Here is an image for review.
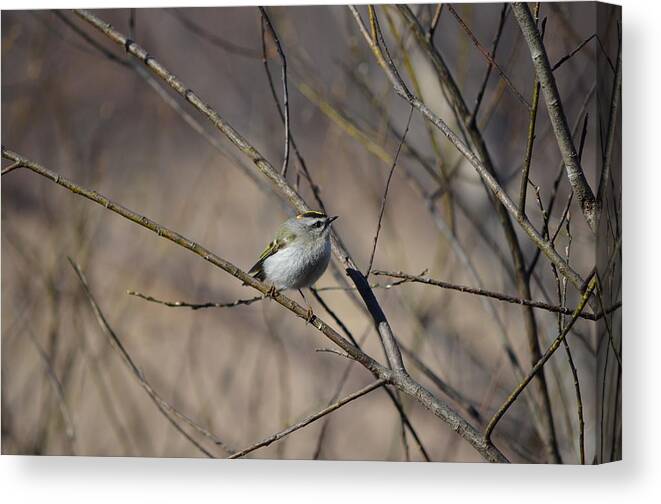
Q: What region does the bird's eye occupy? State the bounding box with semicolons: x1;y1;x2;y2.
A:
313;221;323;228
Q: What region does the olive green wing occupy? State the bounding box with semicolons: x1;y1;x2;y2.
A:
248;235;290;281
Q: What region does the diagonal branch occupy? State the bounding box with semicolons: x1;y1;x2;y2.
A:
2;148;508;463
551;32;616;73
352;5;585;294
1;161;22;176
229;379;387;459
447;4;530;110
68;258;234;457
353;5;566;462
73;7;408;377
484;274;597;442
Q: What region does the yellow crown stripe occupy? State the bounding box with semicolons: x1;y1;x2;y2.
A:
296;211;327;219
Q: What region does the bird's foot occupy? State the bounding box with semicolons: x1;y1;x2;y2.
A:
264;285;278;299
305;306;314;324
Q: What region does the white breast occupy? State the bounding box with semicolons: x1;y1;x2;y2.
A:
263;235;331;289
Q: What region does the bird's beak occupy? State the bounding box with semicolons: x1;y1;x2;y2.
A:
324;216;338;230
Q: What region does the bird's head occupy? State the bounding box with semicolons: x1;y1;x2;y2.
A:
289;211;338;242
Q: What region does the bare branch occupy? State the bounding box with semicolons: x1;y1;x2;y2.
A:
447;4;531;110
527;83;596;277
27;329;77;449
259;7;291;177
512;2;597;231
471;3;509;120
551;33;615;73
518;6;544;217
595;275;623;368
166;9;260;59
366;105;413;276
128;8;135;40
229;379;386;459
551;217;585;464
312;286;431;461
1;161;22;176
53;10;275;200
398;341;482;424
484;274;597;442
353;5;586;294
597;25;622;207
426;4;443;42
373;270;616;321
4;147;507;463
127;290;264;310
73;8;406;377
355;5;572;461
315;348;353;360
68;258;234;457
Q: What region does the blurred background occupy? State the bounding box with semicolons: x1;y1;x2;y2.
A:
1;3;621;463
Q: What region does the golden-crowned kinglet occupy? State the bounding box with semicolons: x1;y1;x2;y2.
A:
248;211;338;318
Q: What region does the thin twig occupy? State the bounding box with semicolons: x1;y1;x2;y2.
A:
512;2;597;231
357;6;573;461
313;278;411;292
5;147;506;462
228;379;386;458
166;9;261;59
52;10;271;198
527;84;596;277
128;8;135;40
259;7;291;177
398;341;482;424
426;4;443;42
27;329;77;449
595;275;623;368
1;161;22;176
76;9;410;380
366;105;414;276
518;6;544;217
381;6;454;230
311;287;431;461
554;216;585;464
310;288;359;347
259;32;323;206
551;33;615;73
315;348;352;360
373;270;617;321
547;112;589;243
597;23;622;207
313;325;371;459
484;274;597;442
352;5;586;294
127;290;264;310
447;4;531;110
471;3;509;120
68;258;234;457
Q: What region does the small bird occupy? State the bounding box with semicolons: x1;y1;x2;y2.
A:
248;210;338;320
